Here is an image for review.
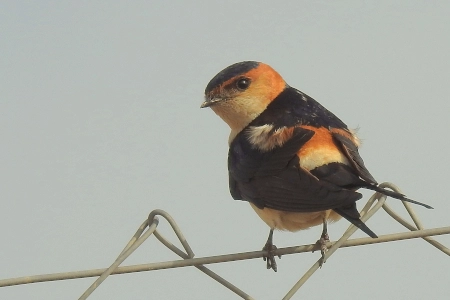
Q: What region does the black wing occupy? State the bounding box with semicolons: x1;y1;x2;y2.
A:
330;131;432;209
228;126;363;212
331;131;377;185
249;87;348;130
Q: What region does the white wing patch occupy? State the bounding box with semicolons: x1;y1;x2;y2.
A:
246;125;293;151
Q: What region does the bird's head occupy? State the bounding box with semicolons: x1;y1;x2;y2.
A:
201;61;286;135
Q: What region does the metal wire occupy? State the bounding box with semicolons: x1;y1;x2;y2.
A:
0;182;449;299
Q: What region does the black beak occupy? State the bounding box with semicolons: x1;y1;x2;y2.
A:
200;97;223;108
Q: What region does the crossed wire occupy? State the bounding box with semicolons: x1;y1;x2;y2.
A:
0;182;449;299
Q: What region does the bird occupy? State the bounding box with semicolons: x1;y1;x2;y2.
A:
200;61;432;271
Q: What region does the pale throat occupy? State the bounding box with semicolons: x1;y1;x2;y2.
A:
211;99;268;143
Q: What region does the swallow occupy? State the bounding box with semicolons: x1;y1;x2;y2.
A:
201;61;432;271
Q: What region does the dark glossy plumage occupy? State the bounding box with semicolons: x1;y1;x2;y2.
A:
203;61;431;249
249;87;348;129
205;61;259;95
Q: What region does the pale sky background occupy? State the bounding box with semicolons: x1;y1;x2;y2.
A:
1;2;449;300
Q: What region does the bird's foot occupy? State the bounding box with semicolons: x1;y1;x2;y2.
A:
262;241;281;272
314;232;329;267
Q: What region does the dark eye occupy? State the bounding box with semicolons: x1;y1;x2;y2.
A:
236;78;251;91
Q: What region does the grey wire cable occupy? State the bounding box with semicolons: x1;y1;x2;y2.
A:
0;183;448;299
1;227;447;286
79;209;254;300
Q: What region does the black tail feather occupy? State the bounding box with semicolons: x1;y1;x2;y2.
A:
334;204;378;238
364;185;433;209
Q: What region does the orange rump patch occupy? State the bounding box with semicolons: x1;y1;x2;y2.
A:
297;126;349;170
298;126;336;155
